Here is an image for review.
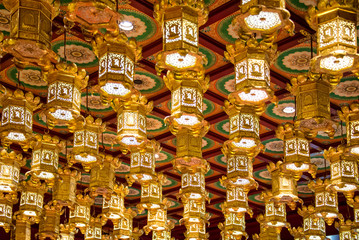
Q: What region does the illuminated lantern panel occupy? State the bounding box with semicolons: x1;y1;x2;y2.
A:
59;224;76;240
330;155;358;192
153;230;172;240
0;150;24;193
0;194;14;233
303;216;326;237
145;208;167;232
184;221;207;239
338;102;359;155
228;107;260;141
85;223;102;240
139;181;162;209
270;166;298;201
38;204;62;240
264;202;287;228
226;155;253;181
222;186;250;214
183;198;207;223
113;209;136;239
221;213;246;239
102;185;128;221
52;168;80;206
180;171;206;200
69;195;93;233
347;119;359;155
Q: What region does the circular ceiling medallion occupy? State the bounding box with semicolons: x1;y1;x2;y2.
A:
134;71;163;94
215;119;229;135
7;66;47;90
216;74;235;95
266;100;296;120
214;203;222;210
127;187;140;197
248;193;264;203
163;178;177;187
119;9;156;42
199;47;217;69
168;199;180;208
79;173;90;184
116;162;130;174
287;0;316;12
155;151;173;163
317;124;346;139
262;138;283;153
331;77;359;100
81;93;112;113
202;137;214;150
254;169;272;180
146;115;166;132
52;40;98;67
297;184;313;195
310;156;330;170
276;47;314;74
215;154;227;165
100;131;120;147
217;15;238;43
0;7;10;33
203;98;215;116
34;112;68;129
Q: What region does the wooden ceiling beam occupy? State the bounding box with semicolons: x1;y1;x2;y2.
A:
208;63;233;81
201;0;240;29
199;32;226;56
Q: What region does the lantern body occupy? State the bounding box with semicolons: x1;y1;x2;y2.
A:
130;149;156;181
265;202;287;227
103;192;125;220
53;168;80;206
59;224;76;240
271;169;298;200
347;119;359;155
38;205;62;240
0;156;21;192
146;208;167;232
330;154;358;192
185;221;207;239
0;195;14;233
222;213;246;238
85;225;102;240
69;198;92;231
176;131;203;158
153;230;172;240
113;209;135;239
89;161;115;199
183;198;206;222
303;216;326;238
19;180;46;220
140;181;162;209
227;155;253;182
222;186;249;214
181;171;206;200
15;220;31;240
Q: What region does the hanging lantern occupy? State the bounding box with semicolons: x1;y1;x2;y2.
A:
219;213;247;240
335;220;354;240
102;184;128;221
221;186;252;216
152;230;173;240
298;206;327;240
0;89;41;151
85;217;103;240
225;38;275;106
252;221;281;240
18;177;47;222
289;227;305;240
89;154;121;199
111;93;153;152
29;134;64;183
38;203;63;240
144;207;170;233
0;192;17;233
182;198;210;224
44;62;89;128
2;0;59;67
67;0;122;37
59;224;77;240
338;102;359;155
153;0;208;73
53;167;81;207
126;140;160;185
308;178;344;225
0;149;25;193
276;123;317;180
69;194;94;233
262;201;289;229
325;145;359;201
113;208;137;239
349;196;359;233
288;72;341;138
306;0;359;74
184;220;208;240
92;32;142;102
14;214;32;240
180;169;208;201
70;115;106;171
137;174;166;212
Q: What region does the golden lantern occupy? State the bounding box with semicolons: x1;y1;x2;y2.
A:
69;194;94;233
219;213;247;240
92;32;142;102
288;72;342;138
85;217;103;240
225;37;275;107
325;145;359;200
111;93;153;152
179;168;208;201
306;0;359;74
113;208;137;239
264;161;301;210
234;0;294;35
144;207;172;233
289;227;305;240
298;206;327;240
276;123;317;180
67;0;122;37
184;220;208;240
14;213;32;240
153;0;208;73
308;178;344;225
44;62;89;128
18;177;47;222
38;203;63;240
137;174;166;211
348;196;359;232
0;89;41;151
2;0;59;67
89;154;120;199
181;198;210;224
52;167;81;207
152;230;173;240
102;184;128;221
126;140;160;185
338;102;359;155
69;115;106;170
261;201;289;229
0;192;17;233
29;134;64;183
221;186;252;216
0;149;25;193
252;223;281;240
335;220;354;240
59;224;77;240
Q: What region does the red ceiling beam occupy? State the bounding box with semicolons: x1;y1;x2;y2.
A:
199;32;226;56
200;0;240;29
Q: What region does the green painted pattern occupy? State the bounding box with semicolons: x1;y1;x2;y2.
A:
275;47;316;74
199;46;217;69
265;100;296;120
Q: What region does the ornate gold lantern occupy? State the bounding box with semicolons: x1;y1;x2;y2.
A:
92;32;142;102
289;227;305;240
338;102;359;155
137;175;166;211
0;89;41;151
262;201;289;229
44;62;88;128
298;206;327;240
38;203;63;240
18;177;47;222
67;0;122;36
2;0;59;67
69;194;94;233
225;38;275;106
102;184;128;221
184;220;208;240
221;186;252;216
0;192;17;233
85;217;103;240
276;123;317;180
335;220;354;240
14;214;32;240
308;179;344;225
306;0;359;74
288;72;341;138
111;93;153;152
59;224;77;240
144;207;170;233
154;0;208;73
53;167;81;206
252;223;281;240
219;213;247;240
113;208;137;239
325;145;359;200
70;116;106;171
180;169;208;201
0;149;25;193
182;198;210;224
29;134;64;183
152;230;173;240
89;154;120;199
348;196;359;232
